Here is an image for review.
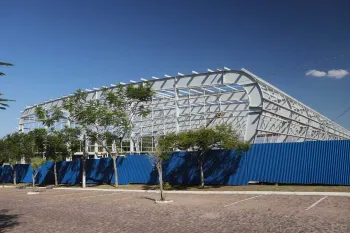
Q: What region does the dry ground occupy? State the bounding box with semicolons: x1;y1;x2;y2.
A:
0;187;349;232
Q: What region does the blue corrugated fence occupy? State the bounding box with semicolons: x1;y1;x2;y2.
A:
1;140;349;186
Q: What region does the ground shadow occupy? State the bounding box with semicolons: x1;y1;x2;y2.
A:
140;196;157;201
0;209;20;231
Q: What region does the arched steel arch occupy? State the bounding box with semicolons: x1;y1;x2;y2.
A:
19;68;350;153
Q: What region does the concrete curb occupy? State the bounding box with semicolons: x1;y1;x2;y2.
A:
52;187;350;197
0;185;46;189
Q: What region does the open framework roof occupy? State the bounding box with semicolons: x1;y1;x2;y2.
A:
19;68;350;145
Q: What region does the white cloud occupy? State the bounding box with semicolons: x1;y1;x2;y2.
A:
306;69;349;79
306;69;326;77
327;69;349;79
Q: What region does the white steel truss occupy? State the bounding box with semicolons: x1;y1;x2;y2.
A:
19;68;350;153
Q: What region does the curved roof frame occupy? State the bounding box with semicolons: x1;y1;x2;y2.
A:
19;68;350;150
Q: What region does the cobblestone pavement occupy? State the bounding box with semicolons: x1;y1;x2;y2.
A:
0;188;349;233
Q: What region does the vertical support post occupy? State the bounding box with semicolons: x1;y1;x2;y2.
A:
151;135;154;152
244;108;262;142
19;123;24;132
94;142;99;158
66;118;72;161
130;135;134;153
203;88;206;127
163;100;165;135
135;136;140;154
189;89;192;130
174;77;180;134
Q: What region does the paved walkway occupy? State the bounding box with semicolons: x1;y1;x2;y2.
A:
0;188;349;232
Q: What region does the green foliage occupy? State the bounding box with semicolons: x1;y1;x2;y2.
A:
158;124;250;188
0;62;14;110
176;124;250;155
164;182;171;190
56;84;154;153
0;133;35;164
0;138;9;164
0;62;13;76
156;133;179;161
0;93;14;110
35;106;63;128
56;127;81;154
30;157;46;171
28;128;47;154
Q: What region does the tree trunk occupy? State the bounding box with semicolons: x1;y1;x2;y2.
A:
32;173;35;189
54;161;58;186
82;134;87;188
157;159;165;201
112;156;119;187
82;157;86;188
199;159;204;188
11;165;16;186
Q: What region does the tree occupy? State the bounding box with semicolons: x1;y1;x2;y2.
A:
1;133;35;185
156;133;178;201
45;128;81;186
55;126;81;161
0;62;13;76
171;124;250;188
0;62;14;110
28;128;48;158
35;83;154;187
30;157;46;188
34;107;82;186
0;138;7;165
45;131;67;186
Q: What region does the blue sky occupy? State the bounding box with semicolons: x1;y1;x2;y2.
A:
1;0;350;136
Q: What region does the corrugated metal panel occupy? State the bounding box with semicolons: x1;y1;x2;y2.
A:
246;140;350;185
58;161;81;184
122;155;156;184
0;165;13;183
1;140;350;186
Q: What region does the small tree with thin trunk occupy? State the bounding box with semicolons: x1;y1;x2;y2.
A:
35;83;154;187
35;108;63;186
176;124;250;188
52;127;81;185
156;133;178;201
81;84;154;187
30;157;46;189
1;133;35;185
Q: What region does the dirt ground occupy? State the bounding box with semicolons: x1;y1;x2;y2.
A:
0;187;349;232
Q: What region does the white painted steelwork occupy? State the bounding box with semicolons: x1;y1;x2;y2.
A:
19;68;350;153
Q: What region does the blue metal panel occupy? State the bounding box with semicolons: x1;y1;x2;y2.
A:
57;161;82;185
0;165;13;183
86;158;114;184
123;155;156;184
163;152;199;185
246;140;350;185
1;140;349;186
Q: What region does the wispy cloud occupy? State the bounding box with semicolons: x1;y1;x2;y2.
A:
306;69;349;79
306;70;326;77
327;69;349;79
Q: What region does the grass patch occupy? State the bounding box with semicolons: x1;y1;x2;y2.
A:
53;183;350;192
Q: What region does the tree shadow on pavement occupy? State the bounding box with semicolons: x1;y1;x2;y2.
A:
0;209;19;232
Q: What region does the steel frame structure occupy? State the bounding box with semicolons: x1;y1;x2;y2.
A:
19;68;350;153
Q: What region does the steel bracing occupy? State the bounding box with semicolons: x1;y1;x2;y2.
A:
19;68;350;153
